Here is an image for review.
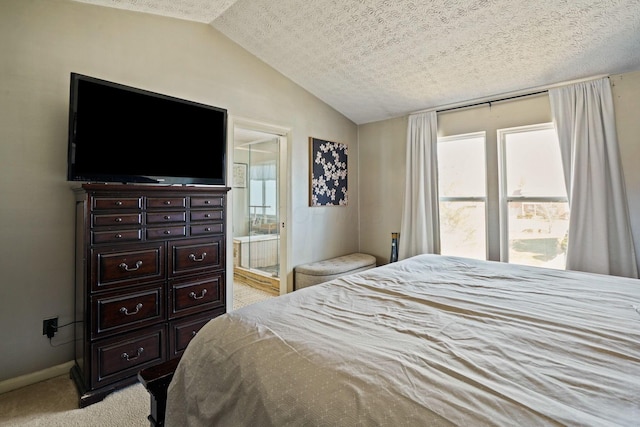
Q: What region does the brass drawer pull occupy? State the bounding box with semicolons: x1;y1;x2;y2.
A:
204;200;211;204
164;215;171;220
119;260;142;271
189;289;207;300
164;200;171;205
204;213;211;218
120;303;143;316
189;252;207;262
121;347;144;361
115;217;122;222
115;201;123;206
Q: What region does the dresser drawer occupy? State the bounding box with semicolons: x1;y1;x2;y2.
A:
191;196;224;208
147;197;186;209
146;226;186;240
92;229;142;245
168;310;223;358
92;213;142;227
169;237;223;277
190;223;224;236
146;211;186;224
93;197;142;211
92;244;164;291
92;325;165;388
169;273;224;319
92;285;164;338
190;210;223;222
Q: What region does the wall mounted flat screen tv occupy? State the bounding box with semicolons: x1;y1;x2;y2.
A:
67;73;227;185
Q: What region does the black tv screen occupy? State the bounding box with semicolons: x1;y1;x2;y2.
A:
67;73;227;185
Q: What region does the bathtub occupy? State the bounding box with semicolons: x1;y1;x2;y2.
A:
233;234;280;269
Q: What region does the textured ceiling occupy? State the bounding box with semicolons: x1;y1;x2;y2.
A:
72;0;640;124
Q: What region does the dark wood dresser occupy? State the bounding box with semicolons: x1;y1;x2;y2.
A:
70;184;230;407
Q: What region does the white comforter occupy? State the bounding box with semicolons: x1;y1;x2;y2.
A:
166;255;640;426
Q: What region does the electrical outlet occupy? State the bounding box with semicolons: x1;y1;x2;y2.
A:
43;317;58;339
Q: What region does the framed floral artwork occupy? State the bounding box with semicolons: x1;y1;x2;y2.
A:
232;163;247;188
309;137;348;206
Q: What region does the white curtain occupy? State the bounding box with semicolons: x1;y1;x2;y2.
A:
399;111;440;260
549;78;638;278
250;161;277;180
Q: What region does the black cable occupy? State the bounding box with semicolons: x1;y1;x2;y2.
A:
46;320;83;347
48;336;81;348
57;320;83;329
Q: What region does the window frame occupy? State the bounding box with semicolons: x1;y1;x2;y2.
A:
497;122;569;263
437;131;489;260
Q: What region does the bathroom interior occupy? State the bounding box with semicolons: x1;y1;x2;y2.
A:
232;127;281;295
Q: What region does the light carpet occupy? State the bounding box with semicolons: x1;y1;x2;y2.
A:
0;375;147;427
0;281;275;426
232;280;277;309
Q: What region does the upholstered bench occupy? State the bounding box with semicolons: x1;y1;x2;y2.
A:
294;253;377;290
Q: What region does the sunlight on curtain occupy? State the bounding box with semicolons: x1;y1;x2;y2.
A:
399;111;439;260
549;78;638;278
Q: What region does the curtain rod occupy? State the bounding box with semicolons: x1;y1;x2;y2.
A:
410;74;609;116
437;90;548;113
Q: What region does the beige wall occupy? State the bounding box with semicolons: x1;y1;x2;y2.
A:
358;116;407;265
359;73;640;267
0;0;358;382
611;71;640;268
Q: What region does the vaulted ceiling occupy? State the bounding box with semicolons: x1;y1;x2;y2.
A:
72;0;640;124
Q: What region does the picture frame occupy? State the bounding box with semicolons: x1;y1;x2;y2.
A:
309;137;348;206
232;163;247;188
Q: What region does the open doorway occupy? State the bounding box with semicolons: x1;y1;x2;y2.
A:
231;122;288;301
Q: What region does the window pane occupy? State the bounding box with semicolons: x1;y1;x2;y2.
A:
439;201;486;260
504;128;566;197
507;201;569;269
438;135;486;197
249;180;262;207
438;134;487;259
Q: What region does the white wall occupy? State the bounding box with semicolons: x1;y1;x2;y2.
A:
0;0;359;382
359;73;640;268
232;149;251;237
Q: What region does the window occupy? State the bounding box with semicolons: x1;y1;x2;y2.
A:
249;161;278;229
437;123;569;269
498;124;569;268
437;132;487;260
249;179;276;216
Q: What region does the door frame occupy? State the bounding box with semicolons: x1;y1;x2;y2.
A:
226;116;291;310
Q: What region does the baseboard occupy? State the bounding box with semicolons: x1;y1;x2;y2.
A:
0;360;75;395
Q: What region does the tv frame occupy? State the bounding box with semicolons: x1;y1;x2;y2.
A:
67;73;228;186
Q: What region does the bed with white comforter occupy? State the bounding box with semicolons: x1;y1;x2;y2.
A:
166;254;640;426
